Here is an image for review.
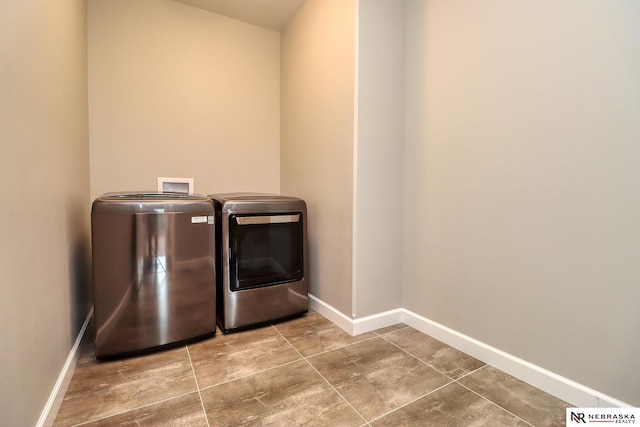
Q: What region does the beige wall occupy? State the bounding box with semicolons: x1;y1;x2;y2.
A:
281;0;356;315
403;0;640;405
0;0;91;425
353;0;404;317
88;0;281;199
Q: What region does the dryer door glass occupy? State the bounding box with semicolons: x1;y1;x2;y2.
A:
229;213;304;291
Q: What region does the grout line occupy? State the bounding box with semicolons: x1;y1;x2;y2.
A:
371;324;410;336
280;335;369;425
70;345;205;426
70;390;201;427
378;333;459;382
455;363;488;381
277;311;385;359
270;324;306;359
455;381;536;427
366;380;457;425
270;320;485;425
292;332;381;359
201;324;317;390
186;344;211;427
197;357;304;392
272;325;369;425
192;323;305;393
377;332;536;425
72;345;205;427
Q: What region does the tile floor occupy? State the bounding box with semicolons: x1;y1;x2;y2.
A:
54;312;571;426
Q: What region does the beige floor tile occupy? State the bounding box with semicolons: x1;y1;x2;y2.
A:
53;346;197;426
54;316;576;427
274;311;377;357
309;337;451;421
79;392;208;426
188;325;301;388
459;365;571;427
371;382;531;426
200;359;365;427
384;327;485;379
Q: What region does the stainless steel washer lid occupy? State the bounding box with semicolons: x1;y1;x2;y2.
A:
93;192;214;214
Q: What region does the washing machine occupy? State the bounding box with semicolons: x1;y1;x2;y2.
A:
209;193;309;332
91;192;216;358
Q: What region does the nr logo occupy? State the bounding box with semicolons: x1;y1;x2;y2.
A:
571;412;586;423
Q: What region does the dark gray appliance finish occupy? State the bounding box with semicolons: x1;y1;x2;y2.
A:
91;192;216;359
209;193;309;333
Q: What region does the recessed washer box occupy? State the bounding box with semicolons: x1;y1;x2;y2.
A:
157;177;193;194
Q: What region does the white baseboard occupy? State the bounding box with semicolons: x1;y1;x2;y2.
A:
353;308;404;336
309;294;403;335
400;310;632;409
37;307;93;427
309;294;354;334
308;294;632;409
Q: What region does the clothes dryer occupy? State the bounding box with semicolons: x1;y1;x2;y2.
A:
209;193;309;332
